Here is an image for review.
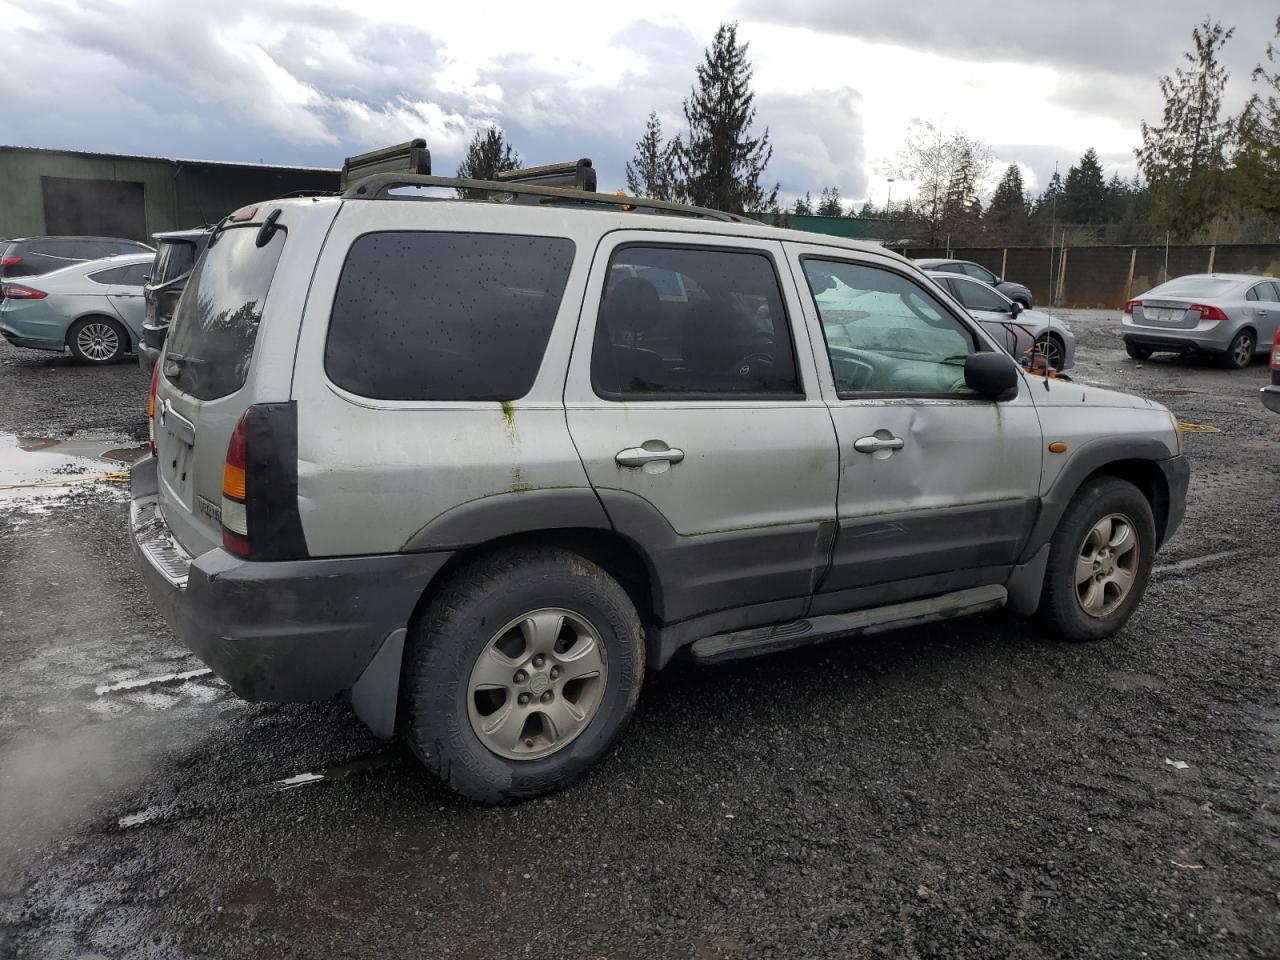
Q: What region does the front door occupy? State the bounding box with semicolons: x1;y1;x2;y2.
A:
785;245;1044;615
564;232;839;627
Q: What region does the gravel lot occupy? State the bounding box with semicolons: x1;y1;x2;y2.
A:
0;311;1277;959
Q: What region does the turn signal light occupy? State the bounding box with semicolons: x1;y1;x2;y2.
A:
1;255;21;267
1123;299;1141;314
1191;303;1228;322
222;411;250;558
147;363;160;455
1270;330;1280;371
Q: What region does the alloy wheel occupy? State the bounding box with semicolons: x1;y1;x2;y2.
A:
466;608;608;761
1074;513;1140;618
76;322;120;362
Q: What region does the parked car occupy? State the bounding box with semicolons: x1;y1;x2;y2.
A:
0;253;152;363
138;228;213;375
928;271;1075;371
914;257;1033;308
1121;273;1280;369
1;236;153;297
130;157;1188;804
1263;329;1280;414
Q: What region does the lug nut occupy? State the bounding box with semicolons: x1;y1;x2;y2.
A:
524;738;535;748
532;655;545;668
513;670;527;684
549;666;560;680
518;692;531;705
540;691;553;703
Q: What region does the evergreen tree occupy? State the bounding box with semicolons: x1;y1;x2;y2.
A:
1136;19;1235;237
900;121;990;244
816;186;843;216
677;21;778;214
1228;18;1280;221
792;191;814;216
1061;148;1107;223
455;126;520;200
857;199;877;218
985;164;1029;239
624;111;678;201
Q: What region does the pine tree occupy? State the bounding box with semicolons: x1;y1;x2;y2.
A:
1061;148;1107;224
791;192;814;216
857;199;876;218
816;186;843;216
985;164;1028;239
1228;18;1280;221
455;126;520;200
1136;19;1235;237
625;111;678;201
900;121;990;244
676;21;778;214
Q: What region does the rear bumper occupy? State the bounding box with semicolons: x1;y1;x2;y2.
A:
1121;327;1230;354
0;326;62;351
1157;454;1190;546
129;455;452;703
1262;384;1280;414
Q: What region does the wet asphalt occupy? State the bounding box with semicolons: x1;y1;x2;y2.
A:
0;316;1277;960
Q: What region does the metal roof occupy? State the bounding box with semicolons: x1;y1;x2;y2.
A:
0;144;338;174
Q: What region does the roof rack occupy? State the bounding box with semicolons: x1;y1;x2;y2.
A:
341;172;755;224
340;139;431;189
494;159;596;192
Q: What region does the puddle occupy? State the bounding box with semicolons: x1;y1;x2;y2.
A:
0;431;147;505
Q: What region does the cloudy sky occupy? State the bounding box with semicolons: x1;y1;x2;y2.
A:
1;0;1276;210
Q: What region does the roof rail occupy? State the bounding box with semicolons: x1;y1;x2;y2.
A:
340;172;756;224
494;159;596;192
340;139;431;189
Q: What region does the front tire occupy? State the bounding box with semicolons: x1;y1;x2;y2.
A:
67;317;126;364
1042;477;1156;642
1222;329;1255;369
403;547;645;804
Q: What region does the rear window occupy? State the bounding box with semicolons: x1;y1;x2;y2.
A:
163;226;285;401
1148;277;1240;299
150;240;197;286
325;231;576;401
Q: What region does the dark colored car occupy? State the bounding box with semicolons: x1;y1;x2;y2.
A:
914;258;1034;308
138;228;212;375
2;236;154;299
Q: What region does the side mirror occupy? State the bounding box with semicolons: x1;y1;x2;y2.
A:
1010;300;1023;318
964;352;1019;400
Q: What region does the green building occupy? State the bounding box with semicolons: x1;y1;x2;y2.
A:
0;145;339;241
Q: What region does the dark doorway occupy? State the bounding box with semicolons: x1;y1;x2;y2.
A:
41;176;147;239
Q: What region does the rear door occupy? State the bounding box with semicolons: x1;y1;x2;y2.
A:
786;244;1044;615
105;261;149;334
1245;281;1280;348
564;231;840;625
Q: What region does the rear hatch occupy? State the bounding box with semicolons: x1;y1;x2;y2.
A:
1131;277;1240;329
153;223;287;558
144;237;200;330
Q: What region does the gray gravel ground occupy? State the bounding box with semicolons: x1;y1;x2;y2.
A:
0;313;1277;959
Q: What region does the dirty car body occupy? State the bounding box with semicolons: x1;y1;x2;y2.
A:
130;171;1189;803
138;228;212;376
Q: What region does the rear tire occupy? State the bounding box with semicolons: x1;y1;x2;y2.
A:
67;316;127;364
1042;477;1156;642
1124;341;1152;361
1222;329;1255;369
403;547;645;804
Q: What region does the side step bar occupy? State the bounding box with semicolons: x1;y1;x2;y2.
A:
689;585;1007;665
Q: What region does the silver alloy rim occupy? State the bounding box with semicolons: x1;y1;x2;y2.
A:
1075;513;1140;618
466;608;607;761
1233;335;1253;367
1035;335;1063;370
77;322;120;361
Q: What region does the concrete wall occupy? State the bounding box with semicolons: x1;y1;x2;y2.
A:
0;147;339;241
902;244;1280;308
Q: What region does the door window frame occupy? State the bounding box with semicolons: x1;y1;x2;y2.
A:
791;247;1020;405
575;236;817;405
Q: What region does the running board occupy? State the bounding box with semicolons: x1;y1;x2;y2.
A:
688;585;1007;665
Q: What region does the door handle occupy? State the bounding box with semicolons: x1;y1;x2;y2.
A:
616;444;685;467
853;435;904;454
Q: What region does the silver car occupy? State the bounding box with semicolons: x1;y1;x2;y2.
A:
1121;273;1280;369
129;146;1189;803
928;271;1075;371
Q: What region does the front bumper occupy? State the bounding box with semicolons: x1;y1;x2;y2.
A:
129;455;452;703
1157;454;1191;546
1262;384;1280;414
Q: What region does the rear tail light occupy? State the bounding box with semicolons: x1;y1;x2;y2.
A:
220;403;308;562
1191;303;1228;322
1;255;21;267
222;412;250;558
1270;330;1280;371
1;283;46;299
1124;299;1141;314
147;363;160;455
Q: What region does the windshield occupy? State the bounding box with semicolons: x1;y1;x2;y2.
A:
1147;277;1240;299
163;226;284;401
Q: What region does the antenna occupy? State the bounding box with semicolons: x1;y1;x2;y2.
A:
1040;162;1060;391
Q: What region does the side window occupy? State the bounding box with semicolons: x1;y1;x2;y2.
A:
118;262;150;286
1249;282;1279;302
591;246;800;399
88;265;126;285
802;259;978;397
953;278;1011;313
961;262;996;283
326;231;575;402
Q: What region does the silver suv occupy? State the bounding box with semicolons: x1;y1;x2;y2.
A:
131;147;1189;803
